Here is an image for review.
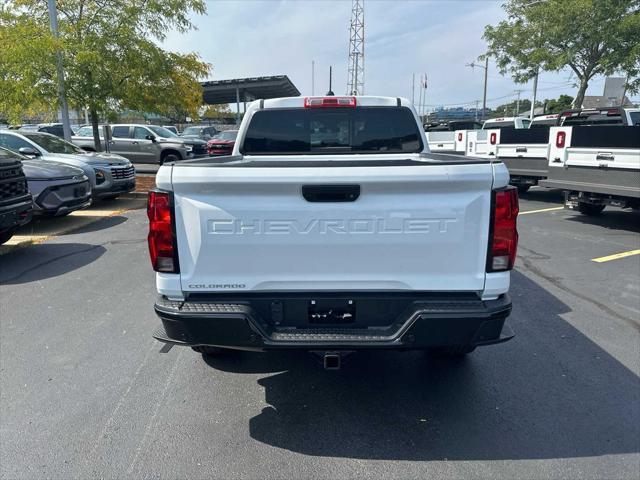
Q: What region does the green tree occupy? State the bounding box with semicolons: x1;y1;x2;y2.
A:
0;7;59;122
491;99;533;117
483;0;640;109
0;0;210;150
201;103;232;119
543;94;574;114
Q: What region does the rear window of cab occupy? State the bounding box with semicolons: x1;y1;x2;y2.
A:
241;107;423;155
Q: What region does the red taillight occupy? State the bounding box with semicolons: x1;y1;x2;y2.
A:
556;131;566;148
147;191;179;273
458;132;463;141
490;132;497;145
304;96;357;108
487;187;519;272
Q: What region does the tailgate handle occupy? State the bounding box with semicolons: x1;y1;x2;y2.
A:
596;152;614;161
516;146;527;153
302;184;360;202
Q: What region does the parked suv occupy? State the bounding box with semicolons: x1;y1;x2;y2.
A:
19;154;92;216
0;147;32;244
181;125;219;141
18;123;65;138
0;131;135;200
73;124;208;164
207;129;237;156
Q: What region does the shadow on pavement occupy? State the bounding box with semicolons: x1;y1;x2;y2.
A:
204;270;639;461
65;215;128;235
15;214;128;239
565;209;640;234
0;243;106;285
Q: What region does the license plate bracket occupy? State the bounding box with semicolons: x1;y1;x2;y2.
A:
308;299;356;324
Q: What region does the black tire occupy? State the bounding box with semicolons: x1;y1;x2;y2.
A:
427;345;476;357
161;152;180;165
191;346;229;356
0;229;15;245
516;185;530;194
577;202;605;216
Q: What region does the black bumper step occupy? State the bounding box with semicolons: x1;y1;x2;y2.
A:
153;293;513;350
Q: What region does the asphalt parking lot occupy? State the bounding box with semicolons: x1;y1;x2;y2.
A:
1;187;638;479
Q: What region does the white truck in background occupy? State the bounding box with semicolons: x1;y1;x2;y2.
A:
529;114;559;128
558;107;640;127
493;127;553;193
148;95;519;368
482;117;531;129
424;120;482;154
540;125;640;215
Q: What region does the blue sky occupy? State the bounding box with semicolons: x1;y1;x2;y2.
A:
164;0;618;111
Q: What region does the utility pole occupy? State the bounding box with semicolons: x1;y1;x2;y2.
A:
466;58;489;120
47;0;72;141
412;73;415;106
422;73;427;119
482;57;488;120
514;89;524;116
475;100;479;121
418;74;424;119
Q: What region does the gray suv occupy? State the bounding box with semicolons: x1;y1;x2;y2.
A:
20;157;92;216
0;131;135;200
73;124;208;164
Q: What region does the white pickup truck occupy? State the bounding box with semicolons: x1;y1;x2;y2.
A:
149;96;518;368
540;125;640;215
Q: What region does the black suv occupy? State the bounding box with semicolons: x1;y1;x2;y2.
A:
18;123;66;138
0;148;32;244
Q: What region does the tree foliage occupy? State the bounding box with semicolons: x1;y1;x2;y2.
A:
483;0;640;108
491;99;533;117
201;103;232;119
543;94;574;114
0;0;210;149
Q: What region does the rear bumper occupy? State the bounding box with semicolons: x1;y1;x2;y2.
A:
539;166;640;199
153;292;513;351
500;157;548;183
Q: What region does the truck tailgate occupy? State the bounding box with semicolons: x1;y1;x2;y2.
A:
171;162;494;293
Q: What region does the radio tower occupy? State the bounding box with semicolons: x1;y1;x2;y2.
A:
347;0;365;95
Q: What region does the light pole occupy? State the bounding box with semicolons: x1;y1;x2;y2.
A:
523;0;548;119
466;57;488;120
47;0;72;141
529;71;538;119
